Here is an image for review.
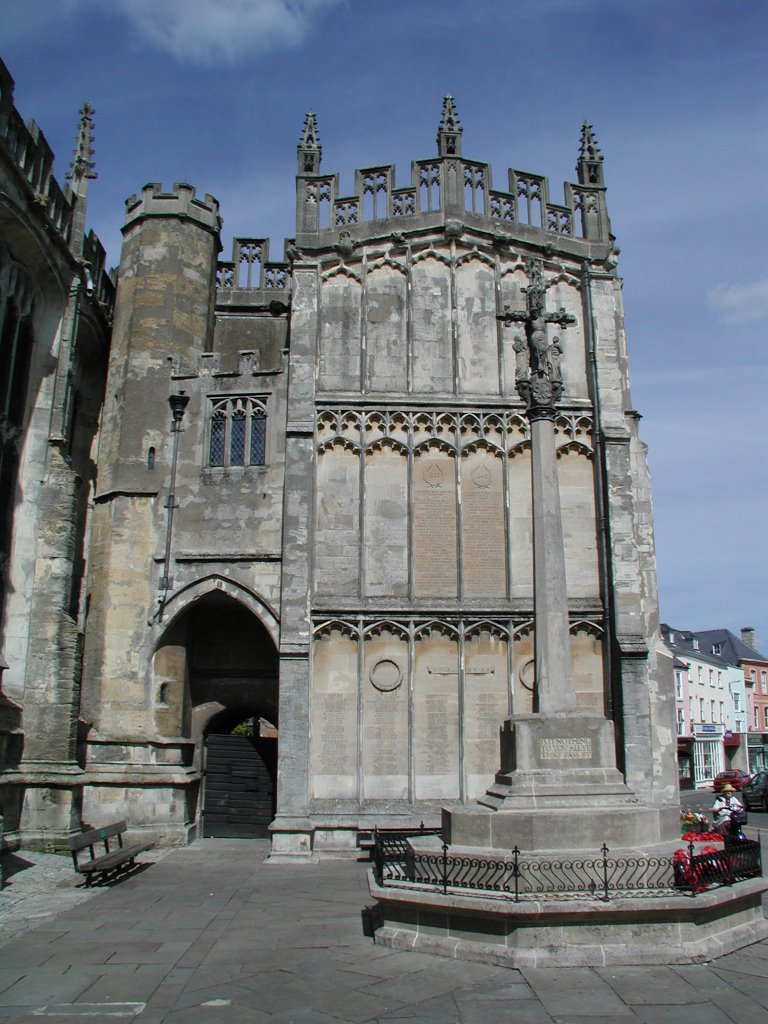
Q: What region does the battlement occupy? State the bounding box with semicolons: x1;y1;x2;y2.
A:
124;181;222;235
0;57;76;245
169;348;284;382
295;99;610;248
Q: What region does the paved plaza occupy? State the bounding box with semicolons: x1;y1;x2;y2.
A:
2;840;768;1023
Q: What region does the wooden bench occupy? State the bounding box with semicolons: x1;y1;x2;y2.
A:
69;820;153;886
357;824;441;859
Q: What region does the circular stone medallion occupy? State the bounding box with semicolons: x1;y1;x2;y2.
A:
369;658;403;692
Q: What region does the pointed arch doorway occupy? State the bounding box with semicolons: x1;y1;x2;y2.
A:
154;589;279;838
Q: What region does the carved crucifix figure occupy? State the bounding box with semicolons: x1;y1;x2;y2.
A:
497;258;577;714
498;258;575;419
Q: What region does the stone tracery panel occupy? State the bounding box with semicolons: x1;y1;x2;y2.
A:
464;625;510;798
550;277;587;400
362;625;409;799
461;446;506;598
310;626;358;799
410;254;452;393
455;254;498;394
413;624;460;800
413;446;458;598
555;418;599;599
364;441;408;596
314;407;595;603
310;614;605;808
365;261;407;392
315;441;360;597
319;270;362;390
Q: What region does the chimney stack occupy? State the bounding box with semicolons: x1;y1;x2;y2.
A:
741;626;756;650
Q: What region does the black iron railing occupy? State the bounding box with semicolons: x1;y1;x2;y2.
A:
373;834;762;902
370;825;442;880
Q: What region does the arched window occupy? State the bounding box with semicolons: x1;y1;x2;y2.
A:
207;397;267;468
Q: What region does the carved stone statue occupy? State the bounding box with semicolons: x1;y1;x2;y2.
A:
513;334;529;381
529;316;549;374
547;335;563;383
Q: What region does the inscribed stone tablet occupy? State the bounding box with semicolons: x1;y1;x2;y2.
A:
413;633;460;799
310;635;358;798
540;737;593;760
414;456;457;597
461;453;506;597
362;635;408;799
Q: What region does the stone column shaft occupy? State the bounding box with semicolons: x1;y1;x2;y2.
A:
530;416;575;714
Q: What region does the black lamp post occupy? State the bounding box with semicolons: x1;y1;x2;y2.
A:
157;390;190;620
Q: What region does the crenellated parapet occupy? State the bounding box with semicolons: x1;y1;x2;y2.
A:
295;96;611;250
124;181;222;236
0;58;112;280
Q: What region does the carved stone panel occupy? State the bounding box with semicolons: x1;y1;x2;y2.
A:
365;265;407;392
362;632;409;799
411;257;452;393
464;631;509;798
572;628;605;714
461;451;506;597
413;453;457;597
456;258;498;395
314;446;360;597
364;447;408;596
319;274;361;391
508;451;533;599
559;450;600;598
310;633;358;798
551;279;587;400
413;631;460;799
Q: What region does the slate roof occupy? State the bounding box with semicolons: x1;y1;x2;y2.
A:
693;628;768;666
660;624;734;670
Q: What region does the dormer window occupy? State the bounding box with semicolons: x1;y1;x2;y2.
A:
712;643;721;655
692;638;699;651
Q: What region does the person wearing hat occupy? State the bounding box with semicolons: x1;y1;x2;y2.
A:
712;783;745;837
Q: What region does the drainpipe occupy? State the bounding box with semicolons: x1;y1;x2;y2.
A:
580;262;621;744
155;390;190;623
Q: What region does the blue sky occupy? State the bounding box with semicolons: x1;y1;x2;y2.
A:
4;0;767;647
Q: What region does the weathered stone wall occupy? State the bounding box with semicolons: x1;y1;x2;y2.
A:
300;241;609;829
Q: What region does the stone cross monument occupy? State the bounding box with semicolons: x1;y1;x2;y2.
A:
445;259;635;852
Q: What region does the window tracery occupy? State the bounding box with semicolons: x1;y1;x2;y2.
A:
207;396;267;468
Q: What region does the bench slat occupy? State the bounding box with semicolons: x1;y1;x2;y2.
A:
74;842;153;874
69;820;128;852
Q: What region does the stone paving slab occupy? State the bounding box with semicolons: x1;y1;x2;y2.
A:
2;839;768;1022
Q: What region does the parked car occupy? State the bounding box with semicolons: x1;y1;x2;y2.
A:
743;771;768;811
712;769;751;792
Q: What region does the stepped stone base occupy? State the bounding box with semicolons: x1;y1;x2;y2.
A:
369;871;768;967
445;804;679;853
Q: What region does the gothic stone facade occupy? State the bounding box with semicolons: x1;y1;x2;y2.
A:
0;59;113;845
1;90;677;853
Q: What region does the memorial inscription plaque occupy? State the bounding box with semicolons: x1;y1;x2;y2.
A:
540;737;593;760
461;453;506;596
363;645;408;798
414;457;457;596
414;639;460;799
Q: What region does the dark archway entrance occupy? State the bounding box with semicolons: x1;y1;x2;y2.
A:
155;590;279;838
202;710;277;838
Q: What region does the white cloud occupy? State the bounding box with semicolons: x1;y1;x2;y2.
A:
114;0;342;64
708;277;768;325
